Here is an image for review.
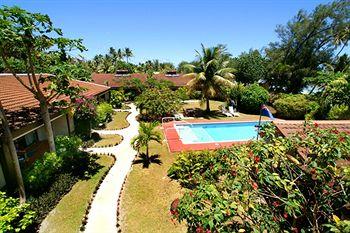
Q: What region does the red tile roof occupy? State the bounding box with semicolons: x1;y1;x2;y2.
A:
92;72;193;88
0;74;110;112
274;120;350;137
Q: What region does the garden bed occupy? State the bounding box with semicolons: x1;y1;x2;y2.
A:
93;134;123;148
105;111;130;130
39;154;114;233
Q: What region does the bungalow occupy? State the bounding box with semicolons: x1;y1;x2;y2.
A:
0;74;110;189
92;70;192;90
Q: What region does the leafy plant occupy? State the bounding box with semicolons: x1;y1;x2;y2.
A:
110;90;126;108
240;83;269;113
169;124;350;232
328;104;350;120
135;88;182;120
95;102;114;126
24;152;62;193
0;192;36;232
273;94;316;119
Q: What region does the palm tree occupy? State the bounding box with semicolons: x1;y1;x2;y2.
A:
117;48;124;61
124;47;133;63
185;44;236;113
131;122;162;161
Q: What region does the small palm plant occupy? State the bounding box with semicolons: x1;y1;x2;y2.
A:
131;122;162;162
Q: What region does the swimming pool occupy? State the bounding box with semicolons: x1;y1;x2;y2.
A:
174;121;267;144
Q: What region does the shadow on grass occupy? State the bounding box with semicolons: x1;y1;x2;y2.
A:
133;153;162;168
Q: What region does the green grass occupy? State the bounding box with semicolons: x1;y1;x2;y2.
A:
93;134;123;147
39;155;114;233
105;111;130;130
120;128;186;233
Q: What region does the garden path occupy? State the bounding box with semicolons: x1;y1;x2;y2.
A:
84;103;139;233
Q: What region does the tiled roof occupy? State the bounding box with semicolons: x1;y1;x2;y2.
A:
92;72;193;88
274;120;350;137
0;74;110;112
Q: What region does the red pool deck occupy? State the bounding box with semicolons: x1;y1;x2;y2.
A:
162;120;249;152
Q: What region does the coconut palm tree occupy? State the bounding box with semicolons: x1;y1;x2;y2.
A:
131;122;162;161
186;44;236;113
124;47;133;63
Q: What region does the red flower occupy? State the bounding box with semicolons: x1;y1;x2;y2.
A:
252;182;258;190
259;131;266;137
283;212;288;219
322;189;328;195
273;216;279;222
170;198;179;213
339;136;345;142
254;156;260;163
272;201;280;207
314;122;319;128
331;129;339;134
248;150;254;157
206;230;211;233
196;226;204;233
231;170;237;176
255;167;259;173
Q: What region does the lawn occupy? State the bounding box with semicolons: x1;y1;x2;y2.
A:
93;134;123;147
182;100;224;111
105;111;130;130
120;128;186;233
39;154;114;233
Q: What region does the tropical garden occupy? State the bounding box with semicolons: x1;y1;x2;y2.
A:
0;0;350;232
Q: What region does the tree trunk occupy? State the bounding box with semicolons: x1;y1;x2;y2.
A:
0;102;26;203
206;98;210;113
40;101;56;152
146;145;149;160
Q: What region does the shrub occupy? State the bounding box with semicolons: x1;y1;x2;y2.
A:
95;102;114;125
55;136;89;174
227;83;245;107
29;173;77;225
24;152;62;193
176;87;190;100
135;87;182;120
273;94;316;119
0;192;36;232
328;104;350;120
168;124;350;232
240;84;269;113
110;90;126;108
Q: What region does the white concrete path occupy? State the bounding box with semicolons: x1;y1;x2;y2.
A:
84;103;139;233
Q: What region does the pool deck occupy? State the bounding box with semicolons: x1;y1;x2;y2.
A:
162;119;252;152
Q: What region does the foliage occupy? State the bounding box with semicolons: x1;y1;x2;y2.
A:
232;49;267;84
123;78;146;100
328;104;350;120
73;97;97;120
273;94;317;119
24;152;62;193
110;90;126;108
135;88;182;120
29;173;78;226
186;44;235;112
175;87;190;100
168;123;350;232
0;192;35;232
95;102;114;125
321;73;350;110
227;83;245;108
240;83;269;113
264;0;350;93
131;121;162;159
137;59;175;73
145;76;174;89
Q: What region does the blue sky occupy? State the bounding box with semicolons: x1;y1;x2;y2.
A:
1;0;338;65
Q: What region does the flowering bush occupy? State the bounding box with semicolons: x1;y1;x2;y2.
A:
168;123;350;232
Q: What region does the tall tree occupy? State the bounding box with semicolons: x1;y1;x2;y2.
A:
124;47;133;63
185;44;235;112
265;0;350;93
232;50;267;84
0;6;85;152
0;101;26;203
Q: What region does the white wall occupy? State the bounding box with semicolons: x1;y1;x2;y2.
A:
52;115;69;137
0;163;6;188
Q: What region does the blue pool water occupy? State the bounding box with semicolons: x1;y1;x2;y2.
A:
175;121;267;144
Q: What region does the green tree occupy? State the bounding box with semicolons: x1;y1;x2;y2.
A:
124;47;133;63
131;122;162;161
233;50;267;84
0;6;85;152
186;44;235;112
265;0;350;93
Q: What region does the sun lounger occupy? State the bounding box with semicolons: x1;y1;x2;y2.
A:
229;106;240;117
